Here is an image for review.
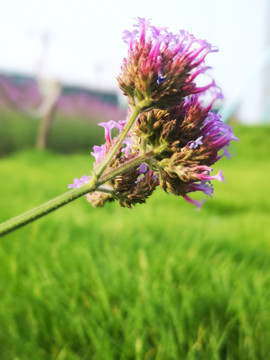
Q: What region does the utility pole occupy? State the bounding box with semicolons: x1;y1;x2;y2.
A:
34;30;62;149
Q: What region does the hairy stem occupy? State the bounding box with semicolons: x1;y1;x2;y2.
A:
0;177;96;237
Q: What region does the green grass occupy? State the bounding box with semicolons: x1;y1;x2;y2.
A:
0;125;270;359
0;108;104;156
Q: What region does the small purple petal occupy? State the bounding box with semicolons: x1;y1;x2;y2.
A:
197;169;224;182
182;195;205;210
188;181;213;197
98;120;119;143
150;25;168;40
121;137;133;157
139;163;148;174
157;74;166;85
122;29;138;43
68;175;90;189
91;144;106;163
223;146;231;159
189;135;203;149
116;119;126;131
199;112;238;161
215;169;224;182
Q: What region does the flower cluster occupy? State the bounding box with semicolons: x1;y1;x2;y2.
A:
68;18;238;209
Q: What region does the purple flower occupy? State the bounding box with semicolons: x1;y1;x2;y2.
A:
98;120;119;143
179;175;216;209
223;146;231;159
182;195;205;210
121;137;133;157
200;112;239;162
123;29;139;50
98;119;128;145
188;181;214;197
195;168;224;183
90;145;106;164
68;175;90;189
92;119;132;162
116;119;127;131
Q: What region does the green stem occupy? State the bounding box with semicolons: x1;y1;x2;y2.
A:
0;149;154;237
0;177;96;237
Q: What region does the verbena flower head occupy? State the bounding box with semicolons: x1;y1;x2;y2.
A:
118;17;219;110
68;19;238;210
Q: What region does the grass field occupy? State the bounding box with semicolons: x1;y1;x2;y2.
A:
0;125;270;359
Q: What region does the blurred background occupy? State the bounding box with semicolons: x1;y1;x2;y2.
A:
0;0;269;155
1;1;270;359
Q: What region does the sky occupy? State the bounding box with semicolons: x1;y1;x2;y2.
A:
0;0;268;122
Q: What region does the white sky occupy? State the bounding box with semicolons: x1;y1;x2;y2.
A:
0;0;268;122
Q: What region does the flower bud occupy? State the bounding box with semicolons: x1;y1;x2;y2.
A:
118;18;218;110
